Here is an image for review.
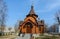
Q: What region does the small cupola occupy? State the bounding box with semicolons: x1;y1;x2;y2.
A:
26;5;38;17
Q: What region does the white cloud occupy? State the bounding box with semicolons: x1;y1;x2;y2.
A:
35;0;60;13
45;3;60;11
45;0;60;11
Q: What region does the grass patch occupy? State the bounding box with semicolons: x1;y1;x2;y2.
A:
11;37;17;39
35;35;59;39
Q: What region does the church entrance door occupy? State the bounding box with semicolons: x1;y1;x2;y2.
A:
26;25;32;33
25;22;33;33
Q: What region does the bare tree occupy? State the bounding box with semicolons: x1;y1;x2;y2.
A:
14;24;18;33
0;0;7;32
55;11;60;24
44;24;49;33
8;27;12;32
14;20;20;33
8;27;12;35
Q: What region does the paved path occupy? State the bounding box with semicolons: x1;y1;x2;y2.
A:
15;34;31;39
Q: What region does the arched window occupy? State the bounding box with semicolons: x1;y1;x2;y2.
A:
23;22;33;28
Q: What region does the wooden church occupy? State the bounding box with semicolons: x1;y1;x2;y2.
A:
19;5;45;34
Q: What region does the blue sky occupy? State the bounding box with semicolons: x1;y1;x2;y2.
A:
4;0;60;27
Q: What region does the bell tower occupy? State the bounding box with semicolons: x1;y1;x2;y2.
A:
26;5;38;19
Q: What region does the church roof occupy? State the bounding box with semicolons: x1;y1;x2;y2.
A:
26;5;38;17
29;5;35;14
38;20;44;26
